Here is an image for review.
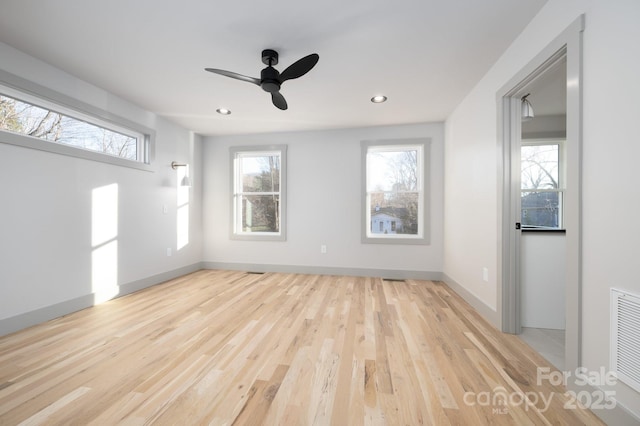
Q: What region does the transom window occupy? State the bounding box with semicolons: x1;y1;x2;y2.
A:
0;71;153;170
1;89;143;162
362;139;430;245
521;140;564;229
231;146;287;241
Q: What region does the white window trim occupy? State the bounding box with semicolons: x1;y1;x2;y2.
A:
0;69;155;171
230;145;287;241
361;138;431;245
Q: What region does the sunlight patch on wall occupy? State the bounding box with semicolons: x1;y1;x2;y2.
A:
91;183;119;303
176;166;190;251
92;240;118;304
177;204;189;250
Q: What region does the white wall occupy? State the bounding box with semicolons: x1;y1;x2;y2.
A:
444;0;640;418
202;123;444;277
521;232;565;330
0;42;203;328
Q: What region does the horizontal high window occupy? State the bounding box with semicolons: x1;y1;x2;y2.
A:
0;71;153;170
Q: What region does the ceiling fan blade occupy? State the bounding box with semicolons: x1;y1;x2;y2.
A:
279;54;319;82
204;68;260;85
271;92;288;110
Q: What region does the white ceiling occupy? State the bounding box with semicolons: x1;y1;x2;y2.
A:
0;0;547;136
525;58;567;116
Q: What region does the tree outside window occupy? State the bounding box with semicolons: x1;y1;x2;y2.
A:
521;141;564;229
362;139;430;245
231;146;287;241
1;92;140;161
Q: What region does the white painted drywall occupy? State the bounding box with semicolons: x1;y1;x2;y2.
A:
0;42;203;321
202;123;444;275
521;232;565;330
444;0;640;417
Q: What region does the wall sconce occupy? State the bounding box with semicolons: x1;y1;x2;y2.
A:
521;93;534;121
171;161;192;187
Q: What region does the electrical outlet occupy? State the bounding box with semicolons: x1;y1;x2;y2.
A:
320;245;327;254
482;267;489;282
163;204;168;214
167;248;172;257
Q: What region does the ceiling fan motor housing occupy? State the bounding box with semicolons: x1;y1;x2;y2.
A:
260;66;281;93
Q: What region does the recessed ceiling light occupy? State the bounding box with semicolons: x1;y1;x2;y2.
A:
371;95;387;103
216;108;231;115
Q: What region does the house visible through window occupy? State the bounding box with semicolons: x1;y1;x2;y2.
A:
231;145;287;241
362;139;430;245
521;140;564;229
0;84;149;165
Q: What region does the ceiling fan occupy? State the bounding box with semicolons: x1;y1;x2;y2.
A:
205;49;319;111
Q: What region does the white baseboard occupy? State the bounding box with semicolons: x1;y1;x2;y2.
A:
441;273;501;329
202;261;443;281
0;262;203;337
566;380;640;425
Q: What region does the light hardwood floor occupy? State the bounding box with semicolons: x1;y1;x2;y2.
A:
519;328;566;372
0;270;603;425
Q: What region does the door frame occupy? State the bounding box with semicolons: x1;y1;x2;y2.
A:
496;15;584;373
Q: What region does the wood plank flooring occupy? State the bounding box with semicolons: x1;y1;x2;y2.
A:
0;270;603;425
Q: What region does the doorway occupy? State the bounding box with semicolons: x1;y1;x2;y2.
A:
497;16;584;373
518;58;567;369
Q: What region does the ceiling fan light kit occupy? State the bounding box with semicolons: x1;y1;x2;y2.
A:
205;49;319;111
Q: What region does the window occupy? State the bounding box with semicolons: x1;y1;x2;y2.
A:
521;140;564;229
362;139;430;244
231;145;287;241
0;70;153;170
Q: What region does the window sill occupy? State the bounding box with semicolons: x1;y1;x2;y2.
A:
362;235;430;245
521;227;566;233
1;130;153;171
230;233;286;242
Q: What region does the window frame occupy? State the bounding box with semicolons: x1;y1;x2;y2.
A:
230;145;287;241
520;138;565;230
0;69;154;171
361;138;430;245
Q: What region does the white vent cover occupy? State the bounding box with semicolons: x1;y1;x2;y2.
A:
610;288;640;393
